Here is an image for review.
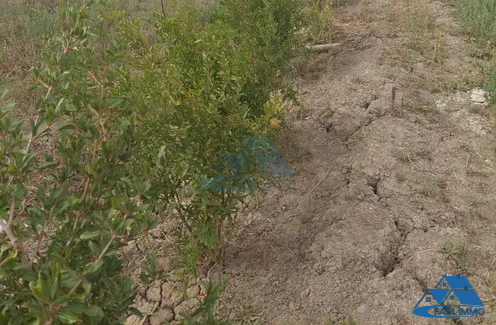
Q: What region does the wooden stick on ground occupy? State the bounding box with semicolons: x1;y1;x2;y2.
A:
306;43;341;52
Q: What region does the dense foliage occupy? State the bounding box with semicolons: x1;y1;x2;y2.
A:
0;0;318;323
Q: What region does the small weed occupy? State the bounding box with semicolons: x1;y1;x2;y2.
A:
488;279;496;297
470;47;493;61
487;279;496;319
414;104;440;122
356;185;370;200
352;129;367;143
300;0;333;44
402;1;436;32
325;313;358;325
401;2;446;64
396;141;412;163
414;148;432;160
297;149;313;162
234;311;262;325
421;174;440;198
295;102;310;119
395;172;408;183
440;239;473;275
396;150;410;162
469;104;491;118
443;77;469;92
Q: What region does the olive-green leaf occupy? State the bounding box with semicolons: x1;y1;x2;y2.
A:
38;161;59;171
58;310;79;324
83;260;104;276
108;98;124;109
129;307;143;318
80;230;102;240
55;98;65;114
88;241;100;255
83;305;104;317
29;281;45;302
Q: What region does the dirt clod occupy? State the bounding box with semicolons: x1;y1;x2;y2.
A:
149;307;175;325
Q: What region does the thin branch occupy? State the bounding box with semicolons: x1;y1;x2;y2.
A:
97;235;115;261
174;194;192;232
176;206;193;233
0;219;30;268
8;200;15;226
25;115;41;153
160;0;166;16
67;234;116;297
0;219;16;244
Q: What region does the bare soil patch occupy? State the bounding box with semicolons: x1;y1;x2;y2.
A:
202;0;496;324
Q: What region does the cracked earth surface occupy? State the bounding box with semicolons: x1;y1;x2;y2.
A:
207;0;496;324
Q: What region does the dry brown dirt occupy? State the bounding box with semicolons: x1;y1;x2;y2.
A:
207;0;496;324
129;0;496;324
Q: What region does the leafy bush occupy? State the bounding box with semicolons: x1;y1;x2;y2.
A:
121;0;307;268
0;0;317;323
0;2;154;323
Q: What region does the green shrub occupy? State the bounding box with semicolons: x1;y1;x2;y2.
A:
121;0;308;268
0;2;154;323
0;0;317;323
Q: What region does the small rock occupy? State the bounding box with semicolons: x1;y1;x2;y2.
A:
313;262;324;275
125;315;141;325
359;100;371;109
470;88;488;103
301;288;311;298
186;285;200;299
413;61;426;71
149;307;174;325
288;301;299;311
146;286;162;303
170;291;184;307
166;270;184;282
135;300;156;314
161;281;177;300
157;256;175;273
366;99;383;116
174;299;200;321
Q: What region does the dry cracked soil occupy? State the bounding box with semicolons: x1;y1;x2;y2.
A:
128;0;496;324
